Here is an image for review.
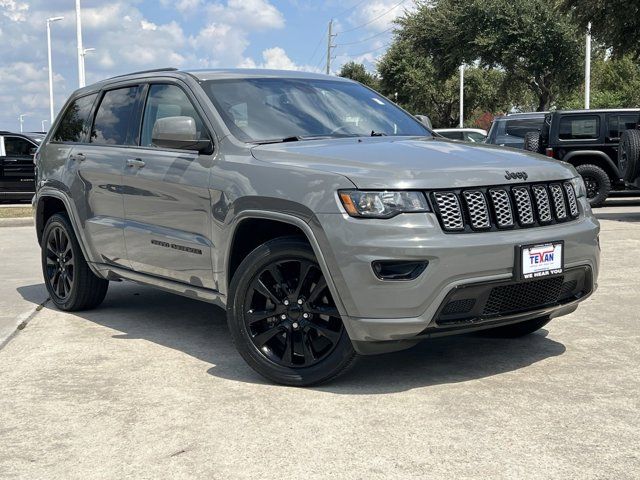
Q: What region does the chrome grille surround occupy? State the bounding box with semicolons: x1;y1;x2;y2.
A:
488;189;515;228
433;192;464;231
549;184;568;220
462;191;491;229
532;185;553;223
512;187;535;225
564;182;579;217
431;181;580;233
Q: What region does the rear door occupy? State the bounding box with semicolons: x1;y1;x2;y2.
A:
122;81;215;289
1;135;37;195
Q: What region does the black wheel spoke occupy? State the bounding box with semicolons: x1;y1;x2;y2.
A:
282;330;294;364
247;307;283;324
45;226;74;301
307;305;339;317
308;321;341;344
255;279;281;305
293;260;314;299
267;265;286;290
252;325;282;347
307;277;327;304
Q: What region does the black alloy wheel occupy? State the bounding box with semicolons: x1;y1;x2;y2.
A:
44;225;75;301
243;258;343;368
227;237;356;386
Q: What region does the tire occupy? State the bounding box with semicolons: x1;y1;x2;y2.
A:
619;129;640;182
480;316;551;338
41;213;108;311
523;131;542;153
575;164;611;208
227;236;356;386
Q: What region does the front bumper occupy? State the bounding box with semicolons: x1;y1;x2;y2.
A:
314;198;600;350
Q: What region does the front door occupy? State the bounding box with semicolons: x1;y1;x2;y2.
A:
122;82;215;289
1;135;36;195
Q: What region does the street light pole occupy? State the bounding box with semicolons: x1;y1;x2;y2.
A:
42;120;48;132
585;22;592;109
459;64;464;128
19;114;28;133
46;16;64;124
75;0;86;87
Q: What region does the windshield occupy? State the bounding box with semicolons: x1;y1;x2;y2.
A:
202;78;431;143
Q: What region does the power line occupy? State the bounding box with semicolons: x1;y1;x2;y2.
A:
335;0;409;34
335;25;395;46
340;42;391;58
307;24;328;65
333;0;370;20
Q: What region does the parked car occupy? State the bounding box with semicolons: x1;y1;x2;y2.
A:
523;109;640;207
0;131;43;201
486;112;547;149
434;128;487;142
34;68;600;386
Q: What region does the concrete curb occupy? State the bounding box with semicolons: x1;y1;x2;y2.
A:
0;217;34;227
0;298;49;351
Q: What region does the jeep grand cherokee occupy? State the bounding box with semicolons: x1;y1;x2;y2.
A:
34;69;600;385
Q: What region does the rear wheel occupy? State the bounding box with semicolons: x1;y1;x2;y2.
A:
41;213;108;311
619;129;640;182
575;164;611;208
481;316;551;338
227;237;356;386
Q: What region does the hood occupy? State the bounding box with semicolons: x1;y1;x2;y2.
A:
251;136;576;189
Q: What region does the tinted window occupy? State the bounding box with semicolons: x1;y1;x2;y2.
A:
52;93;97;143
140;84;209;148
466;132;486;143
487;117;544;146
4;137;35;156
559;115;600;140
608;114;639;139
203;78;429;143
91;87;139;145
438;131;464;140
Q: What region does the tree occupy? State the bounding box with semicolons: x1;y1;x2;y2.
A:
377;38;532;127
337;62;380;90
397;0;583;111
560;0;640;59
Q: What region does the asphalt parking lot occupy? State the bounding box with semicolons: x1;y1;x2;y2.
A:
0;200;639;479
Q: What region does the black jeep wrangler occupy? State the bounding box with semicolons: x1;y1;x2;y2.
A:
524;109;640;207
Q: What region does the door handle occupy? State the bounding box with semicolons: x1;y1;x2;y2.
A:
126;158;146;168
70;152;86;161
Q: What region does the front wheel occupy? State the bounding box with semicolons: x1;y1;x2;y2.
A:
227;237;356;386
575;164;611;208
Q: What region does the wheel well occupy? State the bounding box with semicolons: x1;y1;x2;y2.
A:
36;196;67;244
568;156;618;182
228;218;309;283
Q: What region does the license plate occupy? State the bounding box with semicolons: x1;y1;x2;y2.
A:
518;242;564;280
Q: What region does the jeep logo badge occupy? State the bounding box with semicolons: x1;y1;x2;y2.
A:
505;170;528;181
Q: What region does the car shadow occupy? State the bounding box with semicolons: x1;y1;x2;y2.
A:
16;282;567;394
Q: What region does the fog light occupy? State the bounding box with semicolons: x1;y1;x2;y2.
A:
372;260;428;281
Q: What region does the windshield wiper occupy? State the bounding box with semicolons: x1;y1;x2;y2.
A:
251;136;302;145
370;130;388;137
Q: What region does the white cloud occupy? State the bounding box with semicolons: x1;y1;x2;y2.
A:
0;0;29;22
347;0;412;32
207;0;285;31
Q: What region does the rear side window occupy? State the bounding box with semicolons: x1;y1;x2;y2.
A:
4;137;35;156
91;86;139;145
52;93;98;143
439;131;464;140
559;115;600;140
608;114;639;139
140;84;209;148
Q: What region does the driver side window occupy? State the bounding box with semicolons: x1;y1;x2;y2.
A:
141;84;209;148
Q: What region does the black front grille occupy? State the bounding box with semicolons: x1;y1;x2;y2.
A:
482;276;565;316
431;181;579;233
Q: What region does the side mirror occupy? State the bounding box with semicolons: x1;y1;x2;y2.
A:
152;116;212;153
415;114;433;130
29;147;38;156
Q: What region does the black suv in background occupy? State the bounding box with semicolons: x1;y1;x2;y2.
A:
485;112;547;149
0;131;43;201
524;109;640;207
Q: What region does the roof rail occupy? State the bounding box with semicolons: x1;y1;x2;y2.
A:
105;67;179;81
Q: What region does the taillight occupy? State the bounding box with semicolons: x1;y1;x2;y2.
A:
545;147;554;158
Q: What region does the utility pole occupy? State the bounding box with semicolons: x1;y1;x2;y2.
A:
42;120;48;131
47;16;64;124
75;0;86;87
585;22;592;109
326;19;336;75
459;64;464;128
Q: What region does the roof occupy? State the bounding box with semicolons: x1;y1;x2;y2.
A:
186;68;349;82
553;108;640;114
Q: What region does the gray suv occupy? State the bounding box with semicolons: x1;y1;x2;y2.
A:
34;68;600;385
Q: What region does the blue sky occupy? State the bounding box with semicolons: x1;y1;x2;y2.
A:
0;0;414;132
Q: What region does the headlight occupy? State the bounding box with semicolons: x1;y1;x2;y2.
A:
338;190;430;218
570;176;586;198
